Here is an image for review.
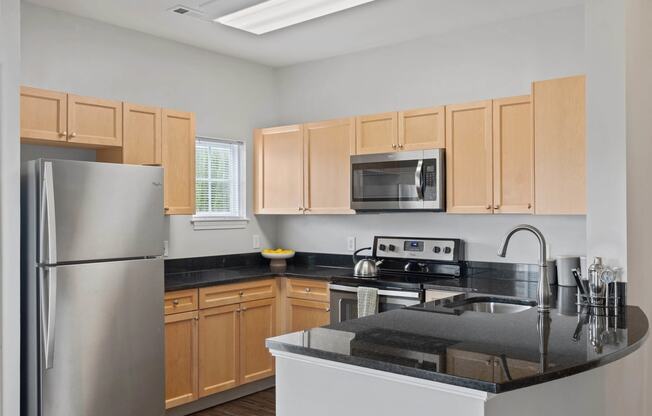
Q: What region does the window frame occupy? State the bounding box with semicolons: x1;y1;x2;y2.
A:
191;136;248;230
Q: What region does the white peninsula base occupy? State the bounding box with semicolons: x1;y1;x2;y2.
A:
270;349;612;416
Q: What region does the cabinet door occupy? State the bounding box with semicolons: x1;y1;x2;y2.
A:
164;311;198;409
254;125;304;214
446;100;493;213
67;94;122;147
286;299;330;333
446;349;494;382
123;103;162;165
162;109;196;215
492;96;534;214
20;86;68;143
355;112;398;154
198;305;240;397
398;106;445;150
533;75;586;214
303;118;355;214
240;298;276;384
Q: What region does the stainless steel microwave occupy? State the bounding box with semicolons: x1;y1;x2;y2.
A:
351;149;445;211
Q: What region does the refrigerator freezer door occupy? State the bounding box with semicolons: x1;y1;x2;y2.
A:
37;159;165;264
40;258;164;416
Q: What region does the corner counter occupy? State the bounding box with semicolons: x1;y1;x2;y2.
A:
267;294;648;416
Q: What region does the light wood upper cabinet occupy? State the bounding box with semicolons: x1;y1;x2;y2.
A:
286;299;330;333
356;112;398;154
162;109;196;215
240;298;276;385
67;94;122;147
254;125;304;214
446;100;494;213
399;106;445;150
164;311;198;409
533;75;586;214
303;118;355;214
198;304;240;397
123;103;162;165
20;86;68;143
492;96;534;214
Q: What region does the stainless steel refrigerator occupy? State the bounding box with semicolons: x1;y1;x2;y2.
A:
21;159;166;416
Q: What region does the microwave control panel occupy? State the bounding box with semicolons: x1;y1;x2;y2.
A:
373;237;463;262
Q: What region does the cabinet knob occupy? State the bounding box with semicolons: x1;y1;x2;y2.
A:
493;205;500;210
241;307;247;312
59;131;67;138
70;132;77;138
236;309;241;313
392;144;397;149
398;144;404;149
239;291;244;296
486;359;493;366
528;203;532;209
485;205;491;210
305;287;311;292
326;307;331;312
298;207;304;212
172;299;180;305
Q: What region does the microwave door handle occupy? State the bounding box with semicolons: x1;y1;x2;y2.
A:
415;160;424;200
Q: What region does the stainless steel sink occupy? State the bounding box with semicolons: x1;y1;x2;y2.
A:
446;296;536;314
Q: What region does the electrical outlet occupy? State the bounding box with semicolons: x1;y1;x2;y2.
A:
163;240;169;257
253;234;261;249
347;236;356;252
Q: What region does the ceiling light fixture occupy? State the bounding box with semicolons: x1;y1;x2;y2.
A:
215;0;377;35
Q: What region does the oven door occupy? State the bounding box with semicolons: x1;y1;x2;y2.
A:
329;284;423;324
351;149;444;211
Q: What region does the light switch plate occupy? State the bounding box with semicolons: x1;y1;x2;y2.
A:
253;234;261;249
347;236;356;252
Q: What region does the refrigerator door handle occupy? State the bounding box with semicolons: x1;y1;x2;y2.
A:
40;161;57;265
39;266;57;369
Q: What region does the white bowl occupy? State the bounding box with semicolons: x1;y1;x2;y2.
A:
261;251;295;260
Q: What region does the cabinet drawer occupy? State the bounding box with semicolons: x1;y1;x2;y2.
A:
164;289;199;315
286;278;329;302
199;279;276;309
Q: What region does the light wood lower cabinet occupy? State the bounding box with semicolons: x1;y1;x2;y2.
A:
286;299;330;333
198;304;240;397
164;311;199;409
240;298;276;384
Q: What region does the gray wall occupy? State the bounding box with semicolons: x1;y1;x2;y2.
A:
0;0;20;413
20;3;279;258
274;6;587;264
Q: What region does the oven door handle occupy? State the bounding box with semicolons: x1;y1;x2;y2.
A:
329;284;421;299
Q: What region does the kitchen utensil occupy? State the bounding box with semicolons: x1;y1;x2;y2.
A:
547;259;558;285
588;257;605;305
572;268;587;296
556;256;581;286
352;247;384;277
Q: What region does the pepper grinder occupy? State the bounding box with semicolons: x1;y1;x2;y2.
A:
588;257;605;306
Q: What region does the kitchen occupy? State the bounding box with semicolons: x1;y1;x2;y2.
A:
0;0;651;415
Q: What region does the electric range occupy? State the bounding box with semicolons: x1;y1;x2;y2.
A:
329;236;465;323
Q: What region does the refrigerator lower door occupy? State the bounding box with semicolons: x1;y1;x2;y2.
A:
40;258;164;416
34;159;165;264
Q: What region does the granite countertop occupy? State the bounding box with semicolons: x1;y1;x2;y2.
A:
165;264;353;291
267;294;648;393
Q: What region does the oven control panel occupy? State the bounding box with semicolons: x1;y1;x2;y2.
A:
373;237;463;262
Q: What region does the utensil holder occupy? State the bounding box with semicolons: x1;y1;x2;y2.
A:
576;282;621;316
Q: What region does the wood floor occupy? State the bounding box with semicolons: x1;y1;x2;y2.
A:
191;389;275;416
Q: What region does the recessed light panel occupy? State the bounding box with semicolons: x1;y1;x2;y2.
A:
215;0;377;35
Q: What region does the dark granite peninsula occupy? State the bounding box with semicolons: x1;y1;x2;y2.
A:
267;294;648;416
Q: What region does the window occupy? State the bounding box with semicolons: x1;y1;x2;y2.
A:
194;137;246;225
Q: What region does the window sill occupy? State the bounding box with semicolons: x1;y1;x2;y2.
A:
191;216;249;230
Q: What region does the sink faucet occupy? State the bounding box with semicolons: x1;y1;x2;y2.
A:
497;224;551;312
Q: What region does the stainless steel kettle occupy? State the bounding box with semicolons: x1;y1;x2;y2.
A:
353;247;384;277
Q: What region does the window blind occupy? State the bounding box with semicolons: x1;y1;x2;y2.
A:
195;137;243;217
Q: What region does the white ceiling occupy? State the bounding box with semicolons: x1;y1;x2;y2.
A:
25;0;583;67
